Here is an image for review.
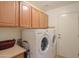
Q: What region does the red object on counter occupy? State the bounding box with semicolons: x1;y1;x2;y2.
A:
0;39;16;50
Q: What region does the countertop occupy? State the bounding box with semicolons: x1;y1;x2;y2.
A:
0;44;26;58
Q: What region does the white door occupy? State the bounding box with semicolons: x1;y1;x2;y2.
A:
58;13;79;57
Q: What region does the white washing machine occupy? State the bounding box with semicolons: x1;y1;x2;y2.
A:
22;29;53;58
46;28;57;58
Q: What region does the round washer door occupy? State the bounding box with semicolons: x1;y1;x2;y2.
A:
40;34;49;53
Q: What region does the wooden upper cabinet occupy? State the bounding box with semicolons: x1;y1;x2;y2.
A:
20;2;31;28
40;12;48;28
32;7;40;28
0;1;19;26
0;1;48;28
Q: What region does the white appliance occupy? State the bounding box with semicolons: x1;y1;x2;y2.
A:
22;29;54;58
46;28;57;57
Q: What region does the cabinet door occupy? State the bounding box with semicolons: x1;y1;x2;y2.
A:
20;2;31;28
40;12;48;28
32;7;40;28
40;12;44;28
0;1;19;26
44;14;48;28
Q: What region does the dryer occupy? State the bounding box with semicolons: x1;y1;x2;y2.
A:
22;29;53;58
46;28;57;57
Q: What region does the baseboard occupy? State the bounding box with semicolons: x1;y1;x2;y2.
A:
56;55;66;58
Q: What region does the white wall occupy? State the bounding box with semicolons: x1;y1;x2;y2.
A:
0;28;21;41
46;2;79;57
47;2;79;28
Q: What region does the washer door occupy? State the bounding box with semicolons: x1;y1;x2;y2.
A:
40;34;49;52
41;37;48;51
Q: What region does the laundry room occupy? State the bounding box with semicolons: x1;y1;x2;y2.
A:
0;0;79;58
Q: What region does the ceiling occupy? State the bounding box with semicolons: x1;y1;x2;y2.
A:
29;1;78;11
